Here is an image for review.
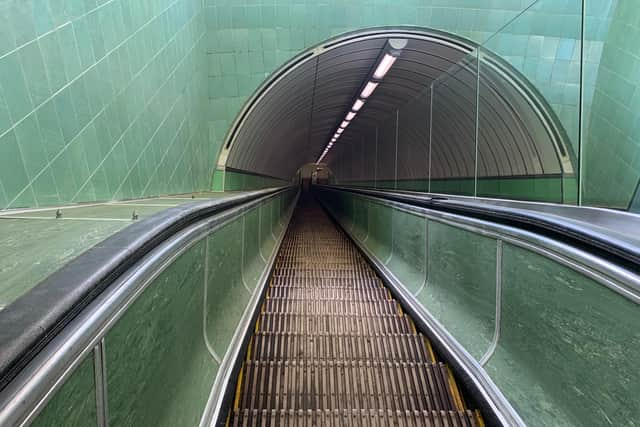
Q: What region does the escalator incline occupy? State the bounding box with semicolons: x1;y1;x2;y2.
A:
230;196;484;426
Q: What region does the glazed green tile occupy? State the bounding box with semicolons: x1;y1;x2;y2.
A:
8;0;37;46
30;355;96;427
18;41;51;107
205;219;250;355
14;114;48;180
418;220;496;360
0;130;31;206
31;166;61;206
106;240;218;426
486;243;640;426
0;53;33;123
386;208;427;294
57;24;84;83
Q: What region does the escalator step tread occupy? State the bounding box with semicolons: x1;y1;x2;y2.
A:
263;299;399;315
250;332;433;363
232;409;480;427
267;287;389;300
238;360;457;413
257;312;413;334
229;197;480;426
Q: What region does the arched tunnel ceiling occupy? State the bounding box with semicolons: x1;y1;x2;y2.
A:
224;30;573;181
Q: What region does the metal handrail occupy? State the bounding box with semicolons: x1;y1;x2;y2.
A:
318;185;640;303
0;187;296;427
317;184;640;426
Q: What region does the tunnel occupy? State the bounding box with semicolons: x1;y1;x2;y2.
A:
1;1;640;426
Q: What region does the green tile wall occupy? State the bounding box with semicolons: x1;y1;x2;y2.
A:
0;0;214;209
583;0;640;210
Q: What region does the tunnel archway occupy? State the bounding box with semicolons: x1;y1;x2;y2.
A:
217;27;575;201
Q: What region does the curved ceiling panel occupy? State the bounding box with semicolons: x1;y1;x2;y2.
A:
223;29;574;184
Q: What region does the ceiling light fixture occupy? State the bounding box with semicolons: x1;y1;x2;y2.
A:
360;81;378;99
373;53;397;79
316;38;406;163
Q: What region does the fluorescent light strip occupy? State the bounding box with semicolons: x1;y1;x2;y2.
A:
340;120;349;128
346;111;356;121
373;53;397;79
337;128;344;134
353;99;364;111
360;81;378;98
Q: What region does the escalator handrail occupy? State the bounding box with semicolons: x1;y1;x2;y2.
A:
317;185;640;302
0;187;293;394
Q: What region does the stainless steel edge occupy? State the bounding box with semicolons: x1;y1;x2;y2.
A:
320;199;525;426
0;187;296;427
479;240;502;366
93;339;109;427
198;191;299;427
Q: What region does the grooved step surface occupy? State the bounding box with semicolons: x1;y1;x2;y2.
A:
230;196;481;426
232;409;480;427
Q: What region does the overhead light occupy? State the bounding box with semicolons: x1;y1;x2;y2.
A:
360;81;378;98
334;133;340;139
331;138;336;142
373;53;397;79
352;99;364;111
337;128;344;134
346;111;356;121
341;120;350;128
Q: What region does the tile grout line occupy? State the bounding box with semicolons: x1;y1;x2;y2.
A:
0;0;120;62
18;12;203;207
0;0;186;143
3;4;194;208
69;17;205;202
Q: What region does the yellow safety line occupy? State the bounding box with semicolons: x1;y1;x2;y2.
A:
246;336;254;360
254;302;266;333
408;318;417;334
233;363;245;410
424;337;437;363
447;366;466;410
475;410;486;427
225;412;231;427
396;301;404;316
386;289;392;300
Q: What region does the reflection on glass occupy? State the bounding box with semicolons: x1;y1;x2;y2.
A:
430;52;479;196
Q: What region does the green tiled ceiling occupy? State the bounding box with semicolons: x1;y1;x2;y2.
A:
0;0;215;210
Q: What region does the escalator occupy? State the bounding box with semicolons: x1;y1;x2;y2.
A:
229;195;484;426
